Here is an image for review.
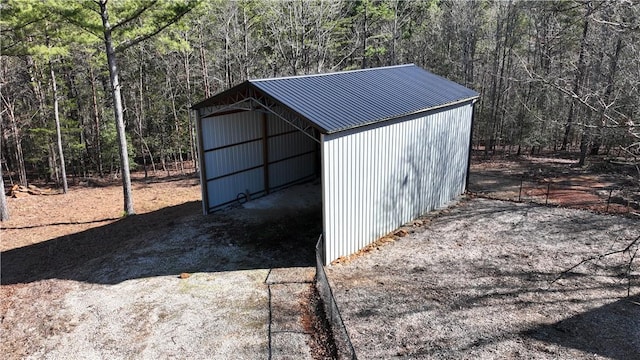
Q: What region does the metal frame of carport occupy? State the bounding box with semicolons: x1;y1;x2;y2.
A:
194;86;322;214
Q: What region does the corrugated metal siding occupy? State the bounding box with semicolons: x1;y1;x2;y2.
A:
204;141;262;176
201;112;262;150
268;132;314;162
202;111;318;210
207;168;264;207
269;153;316;189
267;112;297;135
201;111;265;209
322;103;473;264
265;112;317;190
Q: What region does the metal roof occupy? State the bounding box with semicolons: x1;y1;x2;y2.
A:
193;64;479;134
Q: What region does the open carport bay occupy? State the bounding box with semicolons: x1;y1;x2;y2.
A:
326;198;640;359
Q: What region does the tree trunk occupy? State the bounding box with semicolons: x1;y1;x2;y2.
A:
362;4;368;69
25;55;50;184
224;20;232;87
65;62;87;179
578;130;589;167
0;164;8;221
486;2;506;154
48;142;59;184
136;47;148;179
197;29;211;97
49;59;68;193
184;47;197;173
89;65;104;177
99;0;135;215
561;9;590;151
167;68;184;174
592;35;623;156
2;96;27;186
0;103;10;221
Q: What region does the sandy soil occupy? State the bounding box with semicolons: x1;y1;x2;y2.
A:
327;197;640;359
1;173;203;252
1;174;325;359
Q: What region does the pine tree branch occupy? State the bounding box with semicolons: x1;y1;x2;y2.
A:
110;0;158;32
114;3;195;53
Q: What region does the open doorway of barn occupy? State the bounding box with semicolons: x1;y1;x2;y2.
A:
222;181;323;267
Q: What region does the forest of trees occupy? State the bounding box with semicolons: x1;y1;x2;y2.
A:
1;0;639;215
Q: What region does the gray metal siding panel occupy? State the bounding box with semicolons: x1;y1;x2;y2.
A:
322;104;473;264
207;168;264;208
269;153;316;189
267;112;297;135
267;127;317;189
202;111;265;209
201;111;261;151
202;110;318;210
203;141;262;177
268;132;315;162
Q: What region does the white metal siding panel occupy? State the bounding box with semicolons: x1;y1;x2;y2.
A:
322;104;473;264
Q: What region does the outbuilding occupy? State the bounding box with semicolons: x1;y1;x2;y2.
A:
192;64;479;265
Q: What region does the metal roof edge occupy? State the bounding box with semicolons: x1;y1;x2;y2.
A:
249;64;415;83
192;80;330;134
191;81;251;110
325;96;479;135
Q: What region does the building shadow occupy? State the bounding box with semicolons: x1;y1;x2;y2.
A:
523;294;640;360
1;201;322;285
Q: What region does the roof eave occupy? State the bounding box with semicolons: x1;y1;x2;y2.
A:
325;95;479;135
191;81;252;110
192;81;330;135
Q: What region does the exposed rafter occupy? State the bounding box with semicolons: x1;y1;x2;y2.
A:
197;87;321;143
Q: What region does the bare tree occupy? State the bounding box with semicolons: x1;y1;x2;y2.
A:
0;106;9;221
0;163;8;221
49;58;68;193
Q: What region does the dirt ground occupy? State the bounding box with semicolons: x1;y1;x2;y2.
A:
1;173;326;359
327;197;640;359
2;154;639;359
468;154;640;214
1;172;203;252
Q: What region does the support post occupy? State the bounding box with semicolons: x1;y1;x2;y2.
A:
465;100;477;192
262;112;270;194
194;109;209;214
518;179;523;202
546;183;550;205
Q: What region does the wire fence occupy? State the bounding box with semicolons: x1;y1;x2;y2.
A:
315;235;357;360
468;172;640;216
